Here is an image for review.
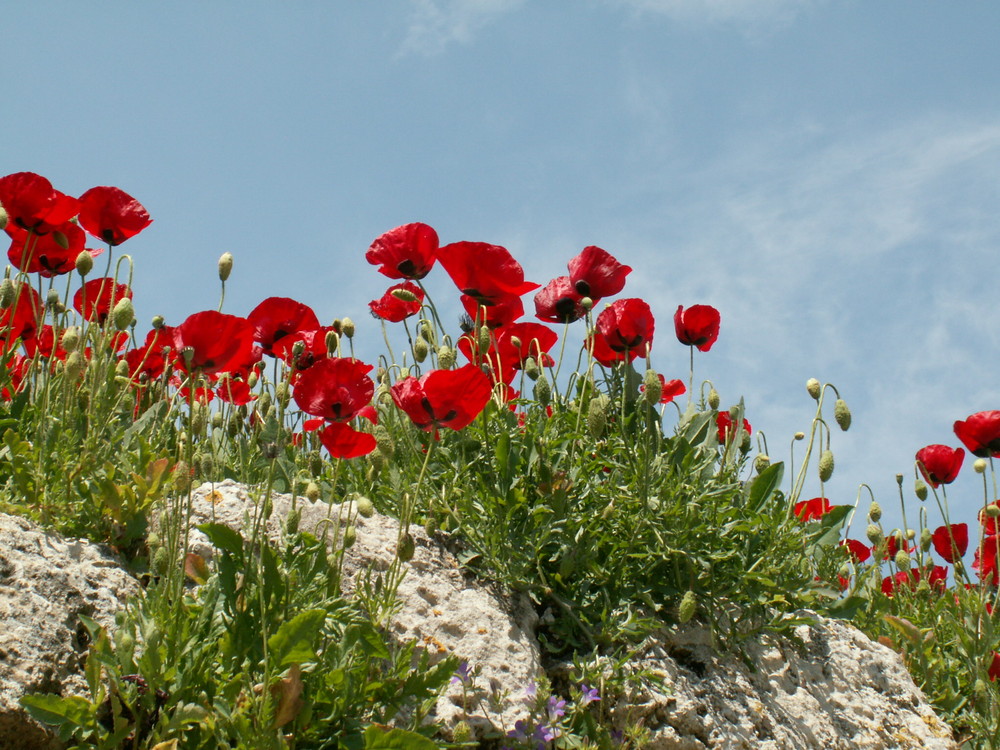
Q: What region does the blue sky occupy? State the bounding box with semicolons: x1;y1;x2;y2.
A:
4;1;1000;538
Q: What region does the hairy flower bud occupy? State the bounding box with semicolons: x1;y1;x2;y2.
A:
866;523;883;546
754;454;771;473
533;376;551;406
304;481;321;502
678;590;697;624
325;329;340;355
45;288;61;310
211;411;224;430
0;205;7;231
643;369;662;406
374;425;394;457
834;399;851;431
397;532;415;562
343;524;357;548
340;317;355;339
60;326;81;353
920;527;933;553
523;356;540;381
65;351;86;379
868;501;882;523
0;278;14;308
151;314;164;329
75;250;94;277
391;287;420;302
894;549;911;569
418;319;435;345
152;546;171;576
818;450;834;482
355;496;375;518
115;359;129;377
285;507;302;534
794;431;805;441
112;297;135;331
914;479;928;501
975;458;988;474
708;388;720;410
587;394;610;439
452;721;472;744
806;378;821;400
413;337;429;363
437;345;456;369
217;252;234;282
477;325;491;354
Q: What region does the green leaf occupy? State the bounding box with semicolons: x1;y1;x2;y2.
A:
268;609;326;668
198;522;245;556
19;694;94;729
363;725;439;750
747;461;784;512
825;595;868;620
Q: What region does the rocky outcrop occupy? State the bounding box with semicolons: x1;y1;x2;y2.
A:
0;482;959;748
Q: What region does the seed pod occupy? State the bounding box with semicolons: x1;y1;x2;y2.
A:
397;532;415;562
151;314;164;329
533;376;551;406
868;501;882;522
643;369;662;406
285;507;302;534
794;431;805;441
866;523;883;546
304;482;321;502
112;297;135;331
0;279;14;308
678;590;697;624
437;345;456;369
580;296;594;311
75;251;94;277
115;359;129;377
920;527;933;553
754;454;771;473
708;388;720;410
216;251;234;282
391;287;420;302
355;496;375;518
340;317;355;339
587;394;610;438
914;480;928;501
477;325;491;354
806;378;821;400
818;450;834;482
894;549;910;569
834;399;851;431
413;337;429;363
987;504;1000;519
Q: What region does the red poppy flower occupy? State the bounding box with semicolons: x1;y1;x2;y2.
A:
981;503;1000;536
567;246;631;299
77;186;152;246
989;652;1000;682
316;421;377;459
585;330;630;367
436;241;539;305
884;534;916;561
794;497;832;522
534;276;587;324
881;569;919;597
641;375;687;405
271;327;334;375
365;222;438;280
674;305;721;352
6;220;98;277
369;281;425;323
172;310;255;376
954;411;1000;458
840;538;872;563
292;357;374;422
122;343;168;384
928;565;948;592
974;535;1000;585
0;282;42;345
72;278;132;324
22;325;69;361
247;297;321;357
915;445;965;488
461;293;524;329
391;364;492;432
495;323;558;371
215;376;256;406
716;412;751;443
0;172;80;234
931;523;969;564
595;298;655;356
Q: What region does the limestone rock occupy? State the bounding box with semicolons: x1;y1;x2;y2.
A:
0;513;138;750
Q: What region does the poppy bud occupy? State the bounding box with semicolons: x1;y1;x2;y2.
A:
291;340;306;359
112;297;135;331
818;450;834;482
45;289;61;309
806;378;821;400
61;327;80;353
740;430;752;454
247;371;259;388
0;279;14;308
340;317;355;339
754;454;771;473
217;252;234;282
115;359;129;377
172;460;192;493
437;345;456;369
75;250;94;277
413;337;429;363
708;388;720;410
896;473;904;486
643;369;662;405
65;351;86;379
391;287;420;302
275;382;290;407
419;320;435;345
580;296;594;311
397;532;415;562
866;523;883;545
325;330;340;354
477;325;491;354
211;411;224;430
986;504;1000;518
50;230;70;250
0;205;7;230
678;590;697;624
343;525;357;548
151;314;164;329
975;458;988;474
258;391;272;413
309;451;323;476
533;375;551;406
588;394;610;438
190;404;207;435
914;479;928;501
894;549;910;569
152;546;171;576
869;501;882;522
374;425;394;457
523;356;540;381
920;527;933;553
355;496;375;518
834;399;851;431
794;431;805;440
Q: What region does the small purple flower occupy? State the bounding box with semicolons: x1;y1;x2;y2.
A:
451;661;472;686
534;722;561;746
547;695;566;720
579;684;600;706
508;720;530;741
522;680;538;706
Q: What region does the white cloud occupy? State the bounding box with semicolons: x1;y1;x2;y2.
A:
400;0;525;56
614;0;824;34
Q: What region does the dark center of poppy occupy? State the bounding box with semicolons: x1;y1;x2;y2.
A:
554;297;582;323
397;259;416;276
574;279;591;296
101;229;119;246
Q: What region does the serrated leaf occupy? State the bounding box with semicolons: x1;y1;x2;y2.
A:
268;609;326;668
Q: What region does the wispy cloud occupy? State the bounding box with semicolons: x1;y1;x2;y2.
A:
615;0;824;34
399;0;525;56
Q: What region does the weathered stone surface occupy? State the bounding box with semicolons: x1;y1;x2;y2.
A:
0;513;138;750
